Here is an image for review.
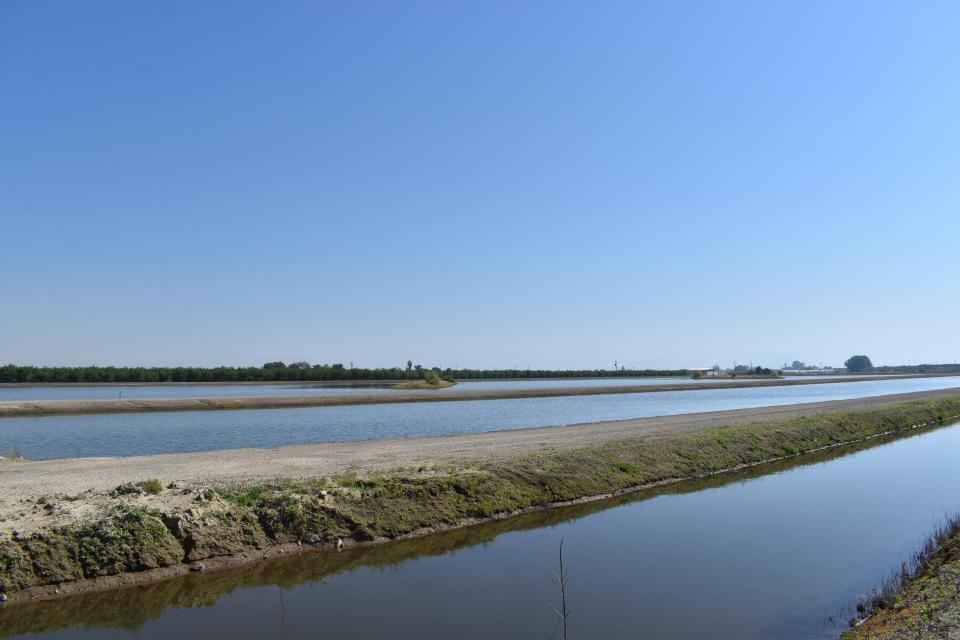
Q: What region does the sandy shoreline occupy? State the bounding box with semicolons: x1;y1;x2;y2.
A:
1;373;954;418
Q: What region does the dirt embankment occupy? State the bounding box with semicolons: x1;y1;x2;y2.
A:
2;390;960;604
0;373;955;418
844;519;960;639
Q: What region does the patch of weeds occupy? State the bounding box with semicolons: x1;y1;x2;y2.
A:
474;500;494;517
112;483;141;496
333;472;360;488
112;480;163;496
216;484;271;507
137;479;163;495
278;478;329;494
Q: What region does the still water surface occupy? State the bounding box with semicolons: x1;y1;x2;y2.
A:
0;375;891;401
1;376;958;460
0;383;399;402
3;423;959;639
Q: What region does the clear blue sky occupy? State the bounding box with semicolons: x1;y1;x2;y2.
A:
3;1;959;370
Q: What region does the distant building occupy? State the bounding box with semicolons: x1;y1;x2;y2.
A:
689;367;716;377
782;368;836;375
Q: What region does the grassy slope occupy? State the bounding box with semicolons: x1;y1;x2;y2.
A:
2;396;960;597
844;523;960;639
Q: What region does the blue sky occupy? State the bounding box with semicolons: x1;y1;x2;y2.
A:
2;1;959;370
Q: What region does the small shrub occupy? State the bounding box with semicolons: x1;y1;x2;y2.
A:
113;480;164;496
615;462;637;474
138;479;163;495
216;484;270;507
334;472;360;488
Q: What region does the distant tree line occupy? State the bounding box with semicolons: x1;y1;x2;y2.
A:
0;363;689;384
730;365;775;376
784;360;823;371
872;363;960;374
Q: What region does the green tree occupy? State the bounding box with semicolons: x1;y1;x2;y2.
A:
844;355;874;372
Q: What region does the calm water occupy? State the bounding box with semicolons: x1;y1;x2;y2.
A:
2;376;959;460
0;383;400;402
450;374;896;392
0;375;891;401
3;423;959;639
452;376;742;391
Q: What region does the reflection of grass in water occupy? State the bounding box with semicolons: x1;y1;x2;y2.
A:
847;512;960;632
0;430;930;639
